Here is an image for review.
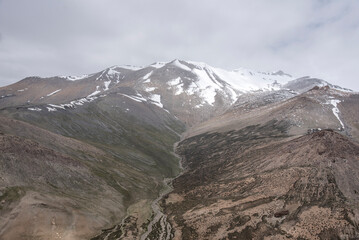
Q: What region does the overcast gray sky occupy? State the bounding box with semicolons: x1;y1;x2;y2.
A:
0;0;358;90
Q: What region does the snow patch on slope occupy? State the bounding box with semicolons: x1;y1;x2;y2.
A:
150;62;166;69
28;107;42;111
329;99;345;129
145;87;156;92
167;77;184;95
183;61;294;105
118;92;165;109
47;107;57;112
143;71;153;80
189;61;292;89
192;68;222;105
171;60;192;71
186;82;197;95
149;94;163;108
47;95;99;110
119;93;147;102
60;74;90;81
213;68;289;92
168;77;182;86
46;89;62;97
107;67;120;76
88;86;101;97
104;81;111;91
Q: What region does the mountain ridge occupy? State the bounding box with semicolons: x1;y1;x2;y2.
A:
1;59;352;127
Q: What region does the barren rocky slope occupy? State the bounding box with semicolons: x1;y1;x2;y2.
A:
0;95;184;239
160;85;359;239
185;86;359;139
163;125;359;239
0;134;123;239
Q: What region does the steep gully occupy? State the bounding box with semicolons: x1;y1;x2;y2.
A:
140;141;183;240
91;140;184;240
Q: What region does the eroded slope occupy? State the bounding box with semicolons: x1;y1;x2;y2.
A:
163;123;359;239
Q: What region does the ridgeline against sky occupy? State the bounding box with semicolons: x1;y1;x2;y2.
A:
0;0;358;91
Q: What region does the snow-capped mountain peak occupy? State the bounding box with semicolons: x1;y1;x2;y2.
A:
4;59;354;127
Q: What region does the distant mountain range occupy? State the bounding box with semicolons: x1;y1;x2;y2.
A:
0;60;358;239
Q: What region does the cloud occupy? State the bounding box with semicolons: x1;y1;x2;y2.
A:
0;0;358;91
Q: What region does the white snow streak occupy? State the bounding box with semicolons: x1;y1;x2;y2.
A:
145;87;156;92
46;89;61;97
119;93;146;102
150;62;166;69
47;107;57;112
167;77;185;95
143;71;153;80
48;96;98;110
167;77;181;86
171;60;191;71
107;68;120;76
28;107;42;111
48;104;65;109
329;99;345;129
149;94;163;108
192;68;220;105
88;86;101;97
104;81;111;91
96;71;106;81
61;74;89;81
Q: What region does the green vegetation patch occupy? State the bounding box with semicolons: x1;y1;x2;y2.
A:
0;186;25;210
